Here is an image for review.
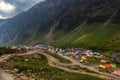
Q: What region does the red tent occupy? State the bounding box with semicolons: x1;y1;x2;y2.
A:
82;56;87;59
113;70;120;76
104;64;112;69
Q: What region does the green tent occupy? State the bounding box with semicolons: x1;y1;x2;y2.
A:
110;64;116;68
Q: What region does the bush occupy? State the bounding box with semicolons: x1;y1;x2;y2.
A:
0;47;20;55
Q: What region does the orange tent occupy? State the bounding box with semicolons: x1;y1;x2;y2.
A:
82;56;87;59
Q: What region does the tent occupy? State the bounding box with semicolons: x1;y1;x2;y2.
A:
70;48;74;52
60;49;63;53
60;50;66;56
99;65;106;69
113;70;120;76
75;51;80;58
104;64;112;69
82;54;87;56
55;48;59;53
80;59;84;63
110;64;116;68
94;52;100;56
83;50;92;56
82;56;87;59
101;59;107;63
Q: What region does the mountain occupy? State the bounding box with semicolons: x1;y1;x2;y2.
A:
0;19;6;25
0;0;120;51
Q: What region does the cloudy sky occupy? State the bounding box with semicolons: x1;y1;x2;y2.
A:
0;0;44;19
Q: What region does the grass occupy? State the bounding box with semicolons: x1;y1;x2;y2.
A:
0;47;20;55
116;54;120;60
84;57;102;66
54;24;100;48
73;26;120;48
54;24;120;52
9;23;120;52
47;52;71;63
72;25;120;51
6;53;104;80
67;65;99;74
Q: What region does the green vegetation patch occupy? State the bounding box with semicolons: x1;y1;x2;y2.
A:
0;47;20;55
7;53;103;80
67;65;99;74
72;26;120;51
47;52;71;63
85;57;102;66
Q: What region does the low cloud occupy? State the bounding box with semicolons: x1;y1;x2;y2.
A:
0;0;44;19
0;0;15;13
0;15;4;19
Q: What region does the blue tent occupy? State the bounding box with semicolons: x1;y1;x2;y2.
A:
94;52;100;56
61;50;66;56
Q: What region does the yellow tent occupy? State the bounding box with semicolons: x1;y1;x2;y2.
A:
80;59;84;63
99;65;106;69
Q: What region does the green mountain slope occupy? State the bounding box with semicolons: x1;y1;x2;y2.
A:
73;25;120;51
54;24;120;51
0;0;120;51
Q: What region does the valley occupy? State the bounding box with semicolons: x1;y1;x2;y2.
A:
0;0;120;80
0;48;120;80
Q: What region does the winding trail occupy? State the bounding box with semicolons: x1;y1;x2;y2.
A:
57;53;120;80
39;52;110;80
0;51;119;80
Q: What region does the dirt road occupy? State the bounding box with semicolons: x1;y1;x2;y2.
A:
0;51;119;80
0;51;37;80
39;52;110;80
0;70;14;80
58;53;120;80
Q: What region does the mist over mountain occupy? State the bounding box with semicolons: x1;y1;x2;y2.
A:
0;0;120;51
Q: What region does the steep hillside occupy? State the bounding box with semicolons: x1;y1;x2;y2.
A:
56;25;120;51
0;0;120;51
0;19;6;26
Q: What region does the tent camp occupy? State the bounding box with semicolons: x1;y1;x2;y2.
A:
83;50;93;56
60;50;66;56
